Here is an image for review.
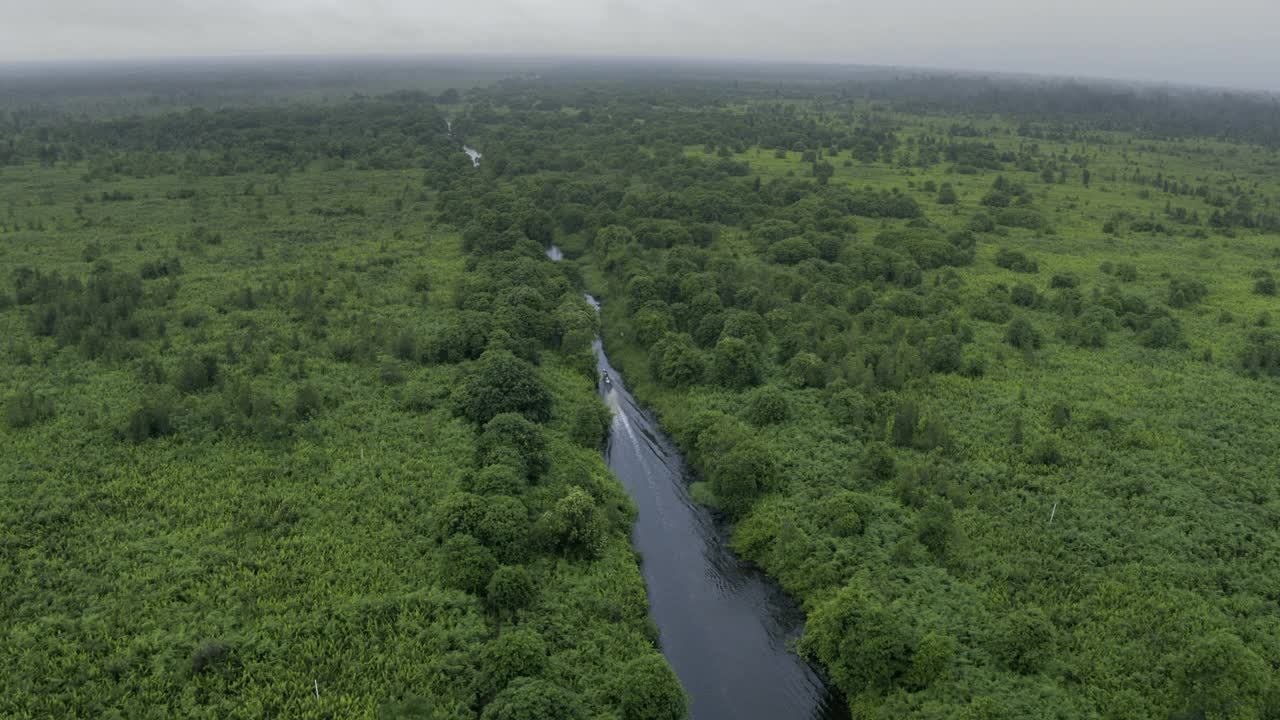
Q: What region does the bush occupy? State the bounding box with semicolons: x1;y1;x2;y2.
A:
1005;317;1042;350
1010;283;1038;307
828;388;867;429
744;386;790;426
462;464;525;496
477;413;549;481
785;351;825;387
481;678;585;720
3;387;54;429
861;441;896;483
123;395;176;443
802;587;914;695
711;336;761;389
708;440;776;516
816;491;871;537
1168;277;1208;308
995;248;1039;273
990;608;1056;674
455;349;552;425
437;534;497;595
486;565;536;619
617;654;688;720
568;396;612;449
1138;317;1184;349
173;353;220;394
479;628;547;697
1239;330;1280;377
1252;271;1276;296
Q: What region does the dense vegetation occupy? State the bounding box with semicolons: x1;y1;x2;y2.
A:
2;63;1279;718
0;94;683;718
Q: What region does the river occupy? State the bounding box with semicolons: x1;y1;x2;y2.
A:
575;278;846;719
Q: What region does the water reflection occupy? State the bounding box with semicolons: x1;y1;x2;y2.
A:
589;311;848;720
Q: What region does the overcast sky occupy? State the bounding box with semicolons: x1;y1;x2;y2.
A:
3;0;1279;91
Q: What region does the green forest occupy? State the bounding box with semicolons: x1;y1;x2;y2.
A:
2;63;1279;719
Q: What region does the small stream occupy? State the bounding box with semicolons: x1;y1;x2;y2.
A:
446;118;482;167
546;244;845;719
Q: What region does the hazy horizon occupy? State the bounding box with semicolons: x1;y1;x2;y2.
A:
3;0;1279;93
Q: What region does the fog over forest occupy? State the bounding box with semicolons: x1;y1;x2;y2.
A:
3;0;1280;91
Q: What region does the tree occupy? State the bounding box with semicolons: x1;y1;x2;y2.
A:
479;628;548;699
711;336;761;388
477;495;530;562
456;349;552;425
1005;317;1042;350
916;498;961;561
891;399;919;447
481;678;585;720
462;464;524;496
649;333;706;386
3;387;54;429
1175;631;1272;720
815;491;870;537
438;534;497;596
568;396;612;449
744;385;789;426
785;351;825;387
1138;316;1183;349
708;440;776;516
617;654;687;720
905;630;958;691
937;183;958;205
537;488;606;559
434;491;488;539
1253;271;1277;296
801;586;914;696
990;607;1056;674
486;565;536;620
173;353;220;394
861;441;896;483
477;413;549;481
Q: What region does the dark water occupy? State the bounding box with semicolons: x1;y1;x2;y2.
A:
589;300;847;720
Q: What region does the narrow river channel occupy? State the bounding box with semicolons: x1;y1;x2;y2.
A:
565;268;847;719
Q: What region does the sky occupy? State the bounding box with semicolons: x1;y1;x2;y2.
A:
2;0;1279;92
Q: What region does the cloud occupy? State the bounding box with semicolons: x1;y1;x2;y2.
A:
1;0;1277;91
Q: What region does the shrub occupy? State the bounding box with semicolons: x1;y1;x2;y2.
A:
455;350;552;425
995;248;1039;274
568;396;612;449
617;654;687;720
991;608;1056;674
651;335;705;386
1005;317;1042;350
437;534;497;595
1168;277;1208;308
173;353;220;394
3;387;54;429
481;678;585;720
477;413;549;481
744;385;790;426
711;336;761;389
